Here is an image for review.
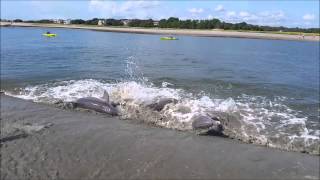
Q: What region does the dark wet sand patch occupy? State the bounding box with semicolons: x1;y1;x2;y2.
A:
1;95;319;179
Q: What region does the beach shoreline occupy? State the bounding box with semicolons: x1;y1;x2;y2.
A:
1;22;319;42
1;94;319;179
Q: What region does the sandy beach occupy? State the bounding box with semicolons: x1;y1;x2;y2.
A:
1;22;319;42
1;94;319;180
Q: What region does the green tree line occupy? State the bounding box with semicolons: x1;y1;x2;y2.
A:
70;18;124;26
158;17;319;33
128;19;154;27
5;17;319;33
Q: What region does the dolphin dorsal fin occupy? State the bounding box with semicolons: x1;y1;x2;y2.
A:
102;90;109;103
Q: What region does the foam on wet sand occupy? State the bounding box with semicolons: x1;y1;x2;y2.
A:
6;79;319;154
1;94;319;179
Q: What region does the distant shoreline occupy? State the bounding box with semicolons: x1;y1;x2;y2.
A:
1;22;319;42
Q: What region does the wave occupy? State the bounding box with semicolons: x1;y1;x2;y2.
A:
5;79;319;154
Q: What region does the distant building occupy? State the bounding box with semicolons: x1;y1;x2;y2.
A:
64;19;71;25
121;19;131;26
153;20;159;26
98;19;105;26
53;19;64;24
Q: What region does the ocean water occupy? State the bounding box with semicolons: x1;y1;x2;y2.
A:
1;27;319;154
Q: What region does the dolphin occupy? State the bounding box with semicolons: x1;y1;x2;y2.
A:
73;91;119;116
147;98;178;111
191;115;223;133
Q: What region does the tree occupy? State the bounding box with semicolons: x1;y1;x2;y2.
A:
210;18;221;29
85;18;99;25
70;19;86;24
237;22;247;30
158;19;167;28
13;19;23;22
167;17;180;28
128;19;154;27
51;17;319;33
105;19;123;26
38;19;54;23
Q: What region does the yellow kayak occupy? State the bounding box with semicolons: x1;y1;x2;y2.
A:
160;37;178;40
42;33;57;37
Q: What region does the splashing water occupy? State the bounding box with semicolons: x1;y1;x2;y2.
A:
6;79;320;154
125;56;148;83
2;27;319;155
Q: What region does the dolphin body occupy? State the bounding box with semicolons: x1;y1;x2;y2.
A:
73;91;118;116
192;115;223;133
146;98;223;134
147;98;178;111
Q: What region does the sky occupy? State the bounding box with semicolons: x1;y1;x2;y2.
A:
1;0;319;28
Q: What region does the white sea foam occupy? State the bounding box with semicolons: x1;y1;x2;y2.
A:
5;79;320;154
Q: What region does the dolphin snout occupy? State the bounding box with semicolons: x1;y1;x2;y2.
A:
191;115;223;132
102;105;118;116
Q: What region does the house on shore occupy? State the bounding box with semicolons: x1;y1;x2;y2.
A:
98;19;106;26
121;19;131;26
153;20;159;26
53;19;65;24
64;19;71;25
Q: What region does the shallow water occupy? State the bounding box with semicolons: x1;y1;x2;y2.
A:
1;27;319;153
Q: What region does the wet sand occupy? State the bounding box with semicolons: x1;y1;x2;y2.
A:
2;22;319;42
1;94;319;180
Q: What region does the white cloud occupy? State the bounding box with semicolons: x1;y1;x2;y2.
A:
302;14;315;21
207;14;213;19
239;11;250;17
121;1;159;11
188;8;204;19
212;5;286;26
216;10;286;26
253;11;286;26
89;0;160;19
238;11;258;22
259;11;285;21
214;5;225;12
188;8;203;14
226;11;236;17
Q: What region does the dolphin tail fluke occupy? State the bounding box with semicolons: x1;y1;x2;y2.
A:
103;90;110;103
